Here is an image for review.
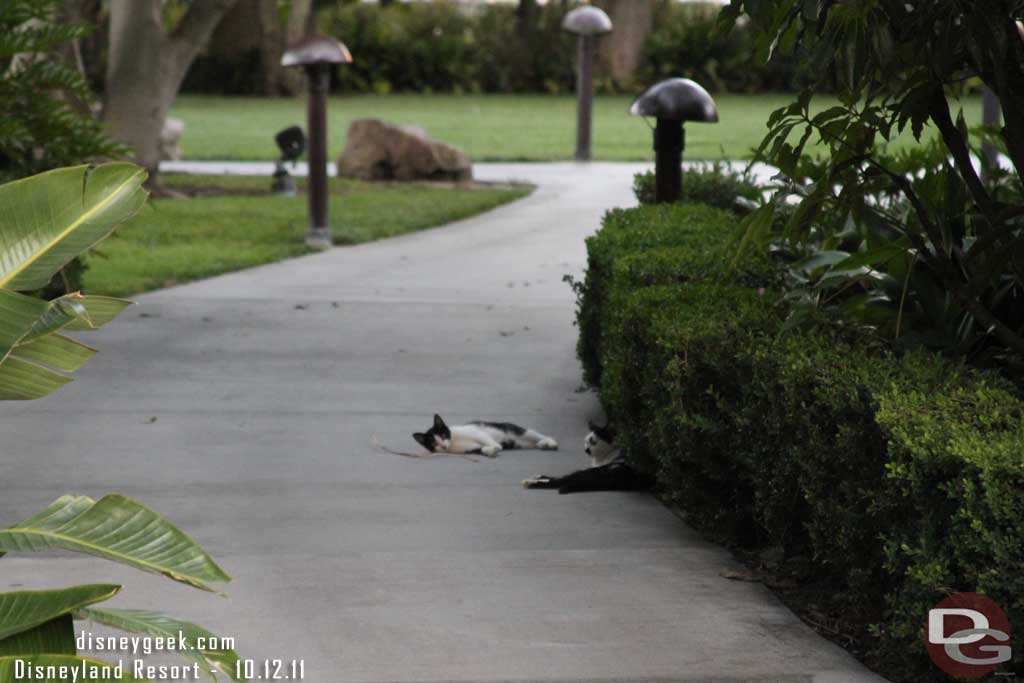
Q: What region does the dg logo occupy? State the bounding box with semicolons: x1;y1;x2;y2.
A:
927;592;1012;679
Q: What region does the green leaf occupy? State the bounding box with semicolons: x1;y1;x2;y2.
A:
0;585;119;642
0;357;71;400
0;290;130;400
0;163;147;291
793;250;851;272
0;615;76;656
77;608;242;682
11;335;95;373
0;655;147;682
730;202;776;267
0;495;231;592
61;296;134;331
833;240;910;270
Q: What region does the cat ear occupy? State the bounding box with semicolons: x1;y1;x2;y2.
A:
433;414;447;430
413;433;429;448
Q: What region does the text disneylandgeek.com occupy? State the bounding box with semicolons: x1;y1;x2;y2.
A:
11;631;306;681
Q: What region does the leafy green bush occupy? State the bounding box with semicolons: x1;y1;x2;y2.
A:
723;1;1024;375
876;381;1024;679
575;203;751;387
316;2;574;95
0;0;122;182
578;201;1024;679
640;1;810;94
186;1;811;96
632;162;763;209
0;0;127;296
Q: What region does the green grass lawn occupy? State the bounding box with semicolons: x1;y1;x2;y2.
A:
83;175;530;297
172;93;984;162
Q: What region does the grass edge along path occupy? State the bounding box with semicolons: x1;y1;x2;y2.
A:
83;174;532;298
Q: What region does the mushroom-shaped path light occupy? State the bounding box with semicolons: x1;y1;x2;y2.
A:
563;6;612;161
629;78;718;203
281;37;353;249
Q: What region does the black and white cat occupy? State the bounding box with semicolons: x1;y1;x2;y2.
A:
522;422;652;494
413;414;558;457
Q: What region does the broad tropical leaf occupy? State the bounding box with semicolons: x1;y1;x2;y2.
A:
0;163;147;291
0;496;231;592
0;585;119;642
0;614;75;656
77;608;241;682
0;654;147;682
61;296;134;331
0;356;70;400
0;290;132;400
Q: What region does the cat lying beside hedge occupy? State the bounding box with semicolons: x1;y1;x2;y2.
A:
411;415;650;494
523;422;652;494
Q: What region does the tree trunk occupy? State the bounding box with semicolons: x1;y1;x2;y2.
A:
255;0;286;95
281;0;313;95
594;0;653;88
103;0;239;182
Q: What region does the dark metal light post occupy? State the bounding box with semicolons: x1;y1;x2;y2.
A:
629;78;718;203
562;6;612;162
281;37;353;249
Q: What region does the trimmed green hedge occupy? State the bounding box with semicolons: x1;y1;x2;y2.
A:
576;202;1024;680
632;164;762;210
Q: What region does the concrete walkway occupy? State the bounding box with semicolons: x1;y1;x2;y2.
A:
2;163;885;683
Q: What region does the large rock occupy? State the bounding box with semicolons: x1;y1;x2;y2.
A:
337;118;472;182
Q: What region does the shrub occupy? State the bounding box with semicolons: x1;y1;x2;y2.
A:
578;201;1024;680
725;1;1024;374
0;0;126;296
575;203;745;387
632;163;763;210
876;381;1024;678
640;1;810;94
315;2;574;95
184;1;813;96
0;0;122;182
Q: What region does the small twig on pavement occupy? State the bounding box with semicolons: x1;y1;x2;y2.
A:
371;435;480;463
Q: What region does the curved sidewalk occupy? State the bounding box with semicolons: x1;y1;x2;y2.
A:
2;163;886;683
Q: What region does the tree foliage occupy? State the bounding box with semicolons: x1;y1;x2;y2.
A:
724;0;1024;371
0;0;123;183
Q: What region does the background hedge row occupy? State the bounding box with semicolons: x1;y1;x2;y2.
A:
574;199;1024;680
184;1;809;96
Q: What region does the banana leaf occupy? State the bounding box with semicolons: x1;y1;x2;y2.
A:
0;164;147;291
0;289;132;400
0;585;119;642
77;608;241;682
0;496;230;592
0;615;76;657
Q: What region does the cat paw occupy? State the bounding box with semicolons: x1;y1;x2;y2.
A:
537;437;559;450
522;476;553;488
481;445;502;457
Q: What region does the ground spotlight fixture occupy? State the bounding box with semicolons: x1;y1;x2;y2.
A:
629;78;718;204
271;125;306;196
